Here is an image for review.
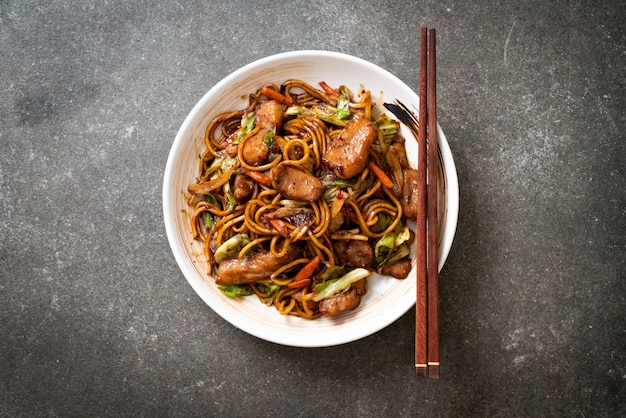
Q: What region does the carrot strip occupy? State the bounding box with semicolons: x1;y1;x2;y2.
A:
319;81;338;96
260;86;294;106
227;144;238;157
244;169;273;186
267;218;289;238
368;161;394;189
292;256;320;283
287;278;311;289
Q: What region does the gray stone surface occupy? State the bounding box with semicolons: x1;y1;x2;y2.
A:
1;0;624;416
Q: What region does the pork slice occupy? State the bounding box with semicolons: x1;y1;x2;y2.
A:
319;287;362;317
388;141;409;168
380;258;412;279
270;162;325;202
241;128;270;165
386;140;420;220
401;168;419;220
233;170;255;202
332;240;374;268
322;116;376;179
256;100;285;130
215;245;300;285
318;277;366;317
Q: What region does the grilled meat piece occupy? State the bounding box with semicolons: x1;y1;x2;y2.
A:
241;128;270;165
380;258;412;279
386;139;419;220
215;245;300;285
270;162;325;202
332;240;374;268
318;278;367;317
322;116;376;179
256;100;285;129
233;170;255;202
400;168;419;220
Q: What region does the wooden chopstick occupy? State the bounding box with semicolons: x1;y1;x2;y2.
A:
426;27;440;379
416;27;439;379
415;26;429;379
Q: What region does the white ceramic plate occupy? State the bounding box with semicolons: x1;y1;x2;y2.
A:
163;50;459;347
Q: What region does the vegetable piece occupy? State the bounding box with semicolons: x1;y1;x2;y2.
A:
188;167;237;195
319;170;344;188
227;143;239;157
336;102;350;121
374;232;395;265
329;189;346;218
383;243;411;267
213;233;251;263
320;170;372;202
338;85;353;101
265;207;314;219
220;156;240;173
225;193;237;211
267;218;290;238
203;212;215;229
287;278;311;289
319;81;339;96
233;113;256;144
368;161;394;189
286;103;351;127
260;86;294;106
200;153;240;181
263;127;276;148
292;256;320;283
371;211;392;233
375;114;400;142
319;263;346;281
385;150;404;194
374;224;412;266
222;181;237;212
372;114;400;154
279;199;309;208
334;85;353;122
218;284;253;298
286;84;351;126
244;169;273;186
256;282;280;306
203;195;221;229
327;211;345;233
312;268;371;302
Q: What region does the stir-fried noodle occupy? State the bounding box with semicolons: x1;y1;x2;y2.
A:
187;80;417;319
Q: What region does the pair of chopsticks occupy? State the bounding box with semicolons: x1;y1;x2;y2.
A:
415;27;439;379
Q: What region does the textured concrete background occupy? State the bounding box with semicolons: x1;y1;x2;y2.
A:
1;0;624;416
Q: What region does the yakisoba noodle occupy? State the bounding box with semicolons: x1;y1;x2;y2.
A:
187;79;418;319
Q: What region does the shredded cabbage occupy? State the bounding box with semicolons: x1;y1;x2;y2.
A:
312;268;370;302
374;224;411;266
213;233;251;263
218;284;253;298
232;112;256;144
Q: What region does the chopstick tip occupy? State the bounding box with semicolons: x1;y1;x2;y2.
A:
416;364;428;379
428;363;440;379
